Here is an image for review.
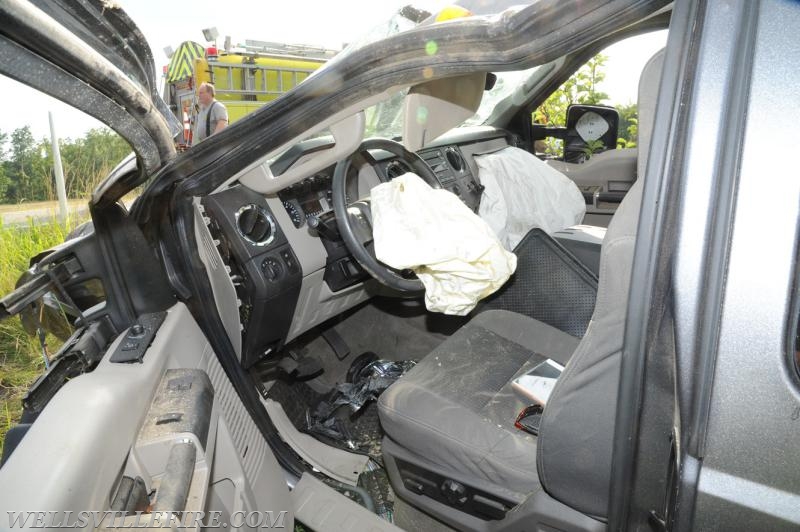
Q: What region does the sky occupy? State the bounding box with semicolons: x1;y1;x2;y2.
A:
1;1;666;142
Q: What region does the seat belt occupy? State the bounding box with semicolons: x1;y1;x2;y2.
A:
205;101;218;138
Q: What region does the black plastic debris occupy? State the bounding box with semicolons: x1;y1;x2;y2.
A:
305;358;416;450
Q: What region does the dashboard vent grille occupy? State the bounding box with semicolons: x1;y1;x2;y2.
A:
235;204;276;246
420;150;456;184
386;161;411;179
445;148;464;172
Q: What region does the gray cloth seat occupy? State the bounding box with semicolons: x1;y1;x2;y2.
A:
378;49;665;521
378;309;579;494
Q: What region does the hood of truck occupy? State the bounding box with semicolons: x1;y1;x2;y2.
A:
0;0;180;200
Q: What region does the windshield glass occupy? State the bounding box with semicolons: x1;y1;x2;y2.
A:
321;8;426;70
340;2;538;139
462;66;542;126
362;66;543;140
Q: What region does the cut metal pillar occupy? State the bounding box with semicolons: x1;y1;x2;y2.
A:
48;111;68;223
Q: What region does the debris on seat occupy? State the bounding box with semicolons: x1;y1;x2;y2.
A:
371;173;516;315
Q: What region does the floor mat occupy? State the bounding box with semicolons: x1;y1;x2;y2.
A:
267;366;423;528
360;460;395;523
284;297;467;390
267;378;386;460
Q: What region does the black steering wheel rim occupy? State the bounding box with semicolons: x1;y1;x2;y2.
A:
331;138;440;293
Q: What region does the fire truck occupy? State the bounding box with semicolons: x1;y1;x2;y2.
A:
163;40;337;145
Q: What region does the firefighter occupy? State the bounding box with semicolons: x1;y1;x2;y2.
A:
193;82;228;144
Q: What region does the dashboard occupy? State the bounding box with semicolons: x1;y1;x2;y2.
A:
277;172;344;229
275;140;488;229
199;127;513;367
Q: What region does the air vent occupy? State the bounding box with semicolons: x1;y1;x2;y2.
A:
420;149;456;184
386;161;411;179
235;204;276;246
445;148;464;173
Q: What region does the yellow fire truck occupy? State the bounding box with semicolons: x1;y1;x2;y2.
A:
163;40;336;145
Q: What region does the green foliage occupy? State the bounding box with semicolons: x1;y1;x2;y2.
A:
616;102;638;149
0;218;85;457
534;54;610;158
59;129;132;198
5;127;48;203
534;53;643;158
535;53;610;128
0;166;9;202
0;126;131;204
0;127;129;456
0;130;7;161
582;139;606;159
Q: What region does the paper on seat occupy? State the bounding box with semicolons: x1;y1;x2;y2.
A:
476;146;586;249
371;173;516;316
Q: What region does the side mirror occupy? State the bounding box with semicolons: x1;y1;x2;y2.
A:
563;104;619;163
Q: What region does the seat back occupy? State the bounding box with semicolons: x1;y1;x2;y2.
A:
536;49;665;518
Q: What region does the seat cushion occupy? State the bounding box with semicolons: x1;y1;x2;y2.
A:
378;310;579;494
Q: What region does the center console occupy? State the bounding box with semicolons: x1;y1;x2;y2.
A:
202;185;302;367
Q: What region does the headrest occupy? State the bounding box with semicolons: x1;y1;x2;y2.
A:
637;48;665;180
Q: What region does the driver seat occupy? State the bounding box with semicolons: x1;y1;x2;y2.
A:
378;49;665;530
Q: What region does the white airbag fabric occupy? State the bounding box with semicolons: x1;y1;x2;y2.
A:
372;173;516;316
476;146;586;249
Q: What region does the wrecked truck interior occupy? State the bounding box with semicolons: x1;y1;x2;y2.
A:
2;0;800;530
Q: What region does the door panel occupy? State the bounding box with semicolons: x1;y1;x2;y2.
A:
0;303;292;530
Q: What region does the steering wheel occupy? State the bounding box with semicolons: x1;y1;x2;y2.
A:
331;138;440;293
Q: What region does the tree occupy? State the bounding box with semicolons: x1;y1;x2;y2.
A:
59;128;131;198
535;53;610;127
534;54;611;157
0;165;9;201
0;130;8;162
0;126;131;204
616;102;638;148
5;126;50;202
0;130;9;199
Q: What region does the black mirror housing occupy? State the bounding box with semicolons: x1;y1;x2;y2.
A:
564;104;620;163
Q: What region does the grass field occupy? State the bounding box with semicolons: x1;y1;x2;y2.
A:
0;218;82;458
0;199;87;214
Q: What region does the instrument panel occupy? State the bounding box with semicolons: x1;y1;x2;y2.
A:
277;144;483;227
277;171;351;228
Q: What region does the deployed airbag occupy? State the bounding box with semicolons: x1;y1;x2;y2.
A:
476;146;586;249
371;173;516;315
